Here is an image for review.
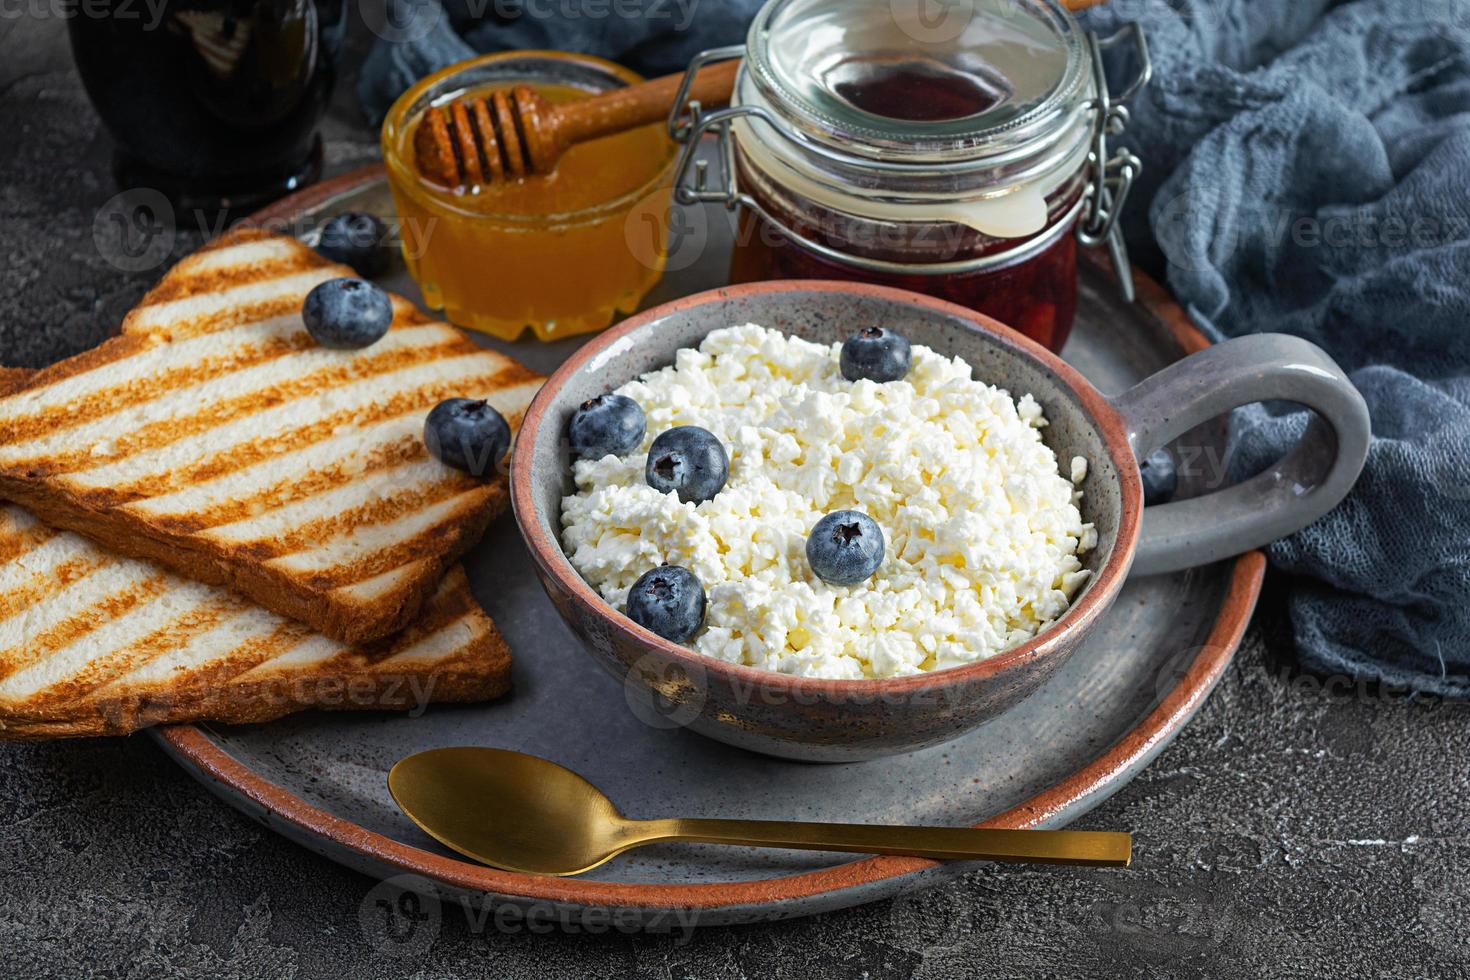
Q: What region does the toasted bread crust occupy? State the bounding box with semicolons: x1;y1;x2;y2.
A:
0;229;541;643
0;662;511;740
0;468;503;645
0;627;513;740
0;508;515;740
0;367;34;396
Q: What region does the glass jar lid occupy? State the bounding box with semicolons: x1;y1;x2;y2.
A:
747;0;1088;165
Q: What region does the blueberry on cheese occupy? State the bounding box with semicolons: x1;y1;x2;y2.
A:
840;326;911;382
302;278;392;349
425;398;510;478
627;565;706;642
645;426;728;504
569;394;645;459
561;325;1096;679
807;511;885;585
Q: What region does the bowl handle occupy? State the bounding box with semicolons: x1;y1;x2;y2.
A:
1113;334;1370;576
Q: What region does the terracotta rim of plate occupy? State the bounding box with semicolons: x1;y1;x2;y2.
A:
158;164;1268;912
512;278;1143;699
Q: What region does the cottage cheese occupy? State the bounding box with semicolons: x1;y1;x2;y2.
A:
560;324;1097;679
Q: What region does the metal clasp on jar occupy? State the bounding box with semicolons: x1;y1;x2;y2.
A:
1076;23;1152;301
667;25;1153;300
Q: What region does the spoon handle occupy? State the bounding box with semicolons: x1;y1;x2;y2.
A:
556;60;739;146
643;820;1131;868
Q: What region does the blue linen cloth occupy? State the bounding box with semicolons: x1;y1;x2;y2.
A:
358;0;1470;696
356;0;764;124
1079;0;1470;696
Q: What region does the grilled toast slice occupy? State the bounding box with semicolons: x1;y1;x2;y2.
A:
0;229;542;644
0;504;511;740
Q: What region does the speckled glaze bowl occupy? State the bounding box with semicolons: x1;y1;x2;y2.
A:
510;281;1369;762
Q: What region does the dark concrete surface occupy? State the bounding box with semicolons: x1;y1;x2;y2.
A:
2;15;1468;980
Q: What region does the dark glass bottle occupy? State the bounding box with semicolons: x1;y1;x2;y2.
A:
69;0;344;218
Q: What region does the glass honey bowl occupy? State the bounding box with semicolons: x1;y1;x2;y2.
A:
382;52;678;341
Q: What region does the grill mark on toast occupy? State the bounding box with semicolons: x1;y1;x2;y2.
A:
313;608;480;676
0;335;155;408
204;637;486;713
152;229;306;280
274;491;487;588
141;624;311;700
34;337;468;477
97;617;311;699
146;434;428;534
389;305;436;327
222;632;344;678
22;599;246;709
0;556;108;623
0;523;55;564
124;273;335;342
221;474;482;559
0;314;310;421
0;321;459;469
0;574;170;682
128;269;422;345
143;254;323;304
393;577;479;639
72;359;531;499
124;376;539;526
331;560;426;604
2;329;318;445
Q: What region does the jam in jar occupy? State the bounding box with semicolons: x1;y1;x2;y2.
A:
672;0;1150;352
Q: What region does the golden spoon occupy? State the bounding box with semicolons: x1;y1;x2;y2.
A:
388;747;1132;876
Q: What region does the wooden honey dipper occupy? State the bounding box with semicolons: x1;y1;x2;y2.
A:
414;59;739;190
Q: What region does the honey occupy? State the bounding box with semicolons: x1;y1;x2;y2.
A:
382;53;678;341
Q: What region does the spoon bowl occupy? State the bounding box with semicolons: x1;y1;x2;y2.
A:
390;747;1133;877
390;747;638;875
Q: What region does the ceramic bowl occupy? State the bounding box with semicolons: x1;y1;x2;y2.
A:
510;282;1369;762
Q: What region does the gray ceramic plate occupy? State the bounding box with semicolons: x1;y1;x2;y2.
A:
152;166;1264;927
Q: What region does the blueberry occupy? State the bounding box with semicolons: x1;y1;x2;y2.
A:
840;327;912;382
302;278;393;349
424;398;511;478
626;565;706;643
317;212;390;277
806;510;885;585
645;426;728;504
569;394;646;459
1139;447;1179;506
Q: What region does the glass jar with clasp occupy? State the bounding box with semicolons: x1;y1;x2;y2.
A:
664;0;1151;352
